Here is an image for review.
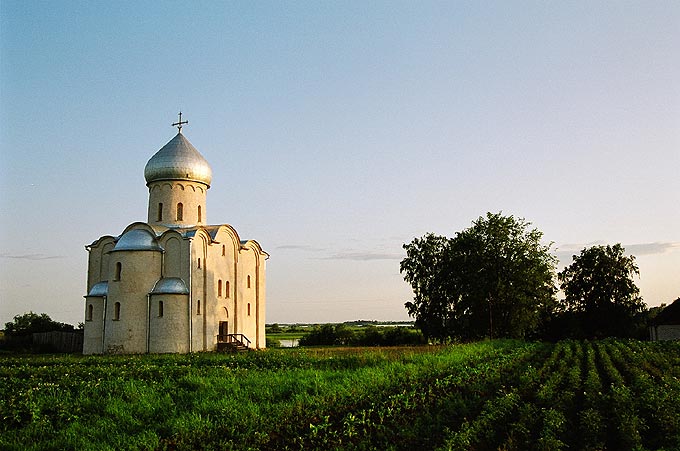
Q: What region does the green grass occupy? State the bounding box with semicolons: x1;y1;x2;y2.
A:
266;332;305;340
1;340;679;450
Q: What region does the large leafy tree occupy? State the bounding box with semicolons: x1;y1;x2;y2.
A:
557;244;645;338
4;312;74;336
401;233;453;340
401;212;558;341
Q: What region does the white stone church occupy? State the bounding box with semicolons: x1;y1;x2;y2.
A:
83;118;267;354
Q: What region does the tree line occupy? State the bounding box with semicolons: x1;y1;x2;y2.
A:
401;212;651;342
298;323;426;347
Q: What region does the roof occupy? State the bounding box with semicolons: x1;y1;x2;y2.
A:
90;223;265;255
111;228;163;252
144;132;212;187
150;277;189;295
181;225;222;240
86;281;108;297
652;298;680;326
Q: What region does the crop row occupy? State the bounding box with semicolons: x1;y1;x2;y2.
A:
436;339;680;451
272;341;545;450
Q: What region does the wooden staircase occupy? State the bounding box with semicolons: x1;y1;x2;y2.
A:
217;334;251;352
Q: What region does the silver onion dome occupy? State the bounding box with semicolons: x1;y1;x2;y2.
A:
144;133;212;187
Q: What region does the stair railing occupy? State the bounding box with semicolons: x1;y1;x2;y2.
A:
217;333;251;349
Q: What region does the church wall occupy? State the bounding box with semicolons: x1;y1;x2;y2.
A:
213;228;240;336
159;233;193;292
237;249;258;347
203;235;237;349
191;235;207;351
86;238;115;291
148;294;190;353
104;250;162;354
100;242;114;282
83;296;104;354
148;182;207;227
162;236;183;278
256;258;266;348
202;262;217;352
86;247;103;291
204;253;217;351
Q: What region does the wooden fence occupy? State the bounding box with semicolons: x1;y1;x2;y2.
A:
32;331;84;353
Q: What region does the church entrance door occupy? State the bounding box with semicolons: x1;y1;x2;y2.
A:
219;321;229;340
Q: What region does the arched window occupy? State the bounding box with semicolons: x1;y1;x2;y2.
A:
158;301;164;317
157;203;163;221
218;280;222;297
176;202;183;221
114;302;121;320
247;275;251;288
247;303;251;316
197;299;201;315
225;281;230;298
198;205;202;223
86;304;93;321
114;262;122;281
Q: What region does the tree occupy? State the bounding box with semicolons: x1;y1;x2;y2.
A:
400;233;453;340
4;312;74;336
267;323;283;334
298;324;356;346
557;244;645;338
401;212;558;341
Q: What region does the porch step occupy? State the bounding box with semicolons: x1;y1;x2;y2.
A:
217;342;249;352
216;334;252;352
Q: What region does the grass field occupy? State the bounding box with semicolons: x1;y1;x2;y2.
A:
1;339;679;450
266;332;306;341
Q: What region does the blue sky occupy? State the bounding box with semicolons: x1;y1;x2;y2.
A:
1;1;679;326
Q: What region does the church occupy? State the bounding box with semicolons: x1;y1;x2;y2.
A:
83;116;267;354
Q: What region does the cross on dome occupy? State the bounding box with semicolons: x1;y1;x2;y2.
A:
172;111;188;133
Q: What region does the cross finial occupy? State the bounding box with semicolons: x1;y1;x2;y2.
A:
172;111;188;133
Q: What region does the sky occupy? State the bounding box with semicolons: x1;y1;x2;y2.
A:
1;1;679;327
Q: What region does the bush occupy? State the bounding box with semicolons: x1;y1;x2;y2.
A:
299;324;426;347
266;337;281;348
266;323;283;334
353;326;426;346
299;324;355;346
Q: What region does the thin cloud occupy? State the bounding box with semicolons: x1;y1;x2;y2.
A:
277;243;404;261
556;241;680;265
276;244;326;252
273;298;401;306
321;251;404;261
623;242;680;256
0;253;65;260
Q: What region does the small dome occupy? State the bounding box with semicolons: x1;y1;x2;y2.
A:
112;229;163;252
150;277;189;295
144;133;212;187
87;281;108;297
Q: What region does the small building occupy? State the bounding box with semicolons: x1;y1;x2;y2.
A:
649;298;680;341
83;117;267;354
